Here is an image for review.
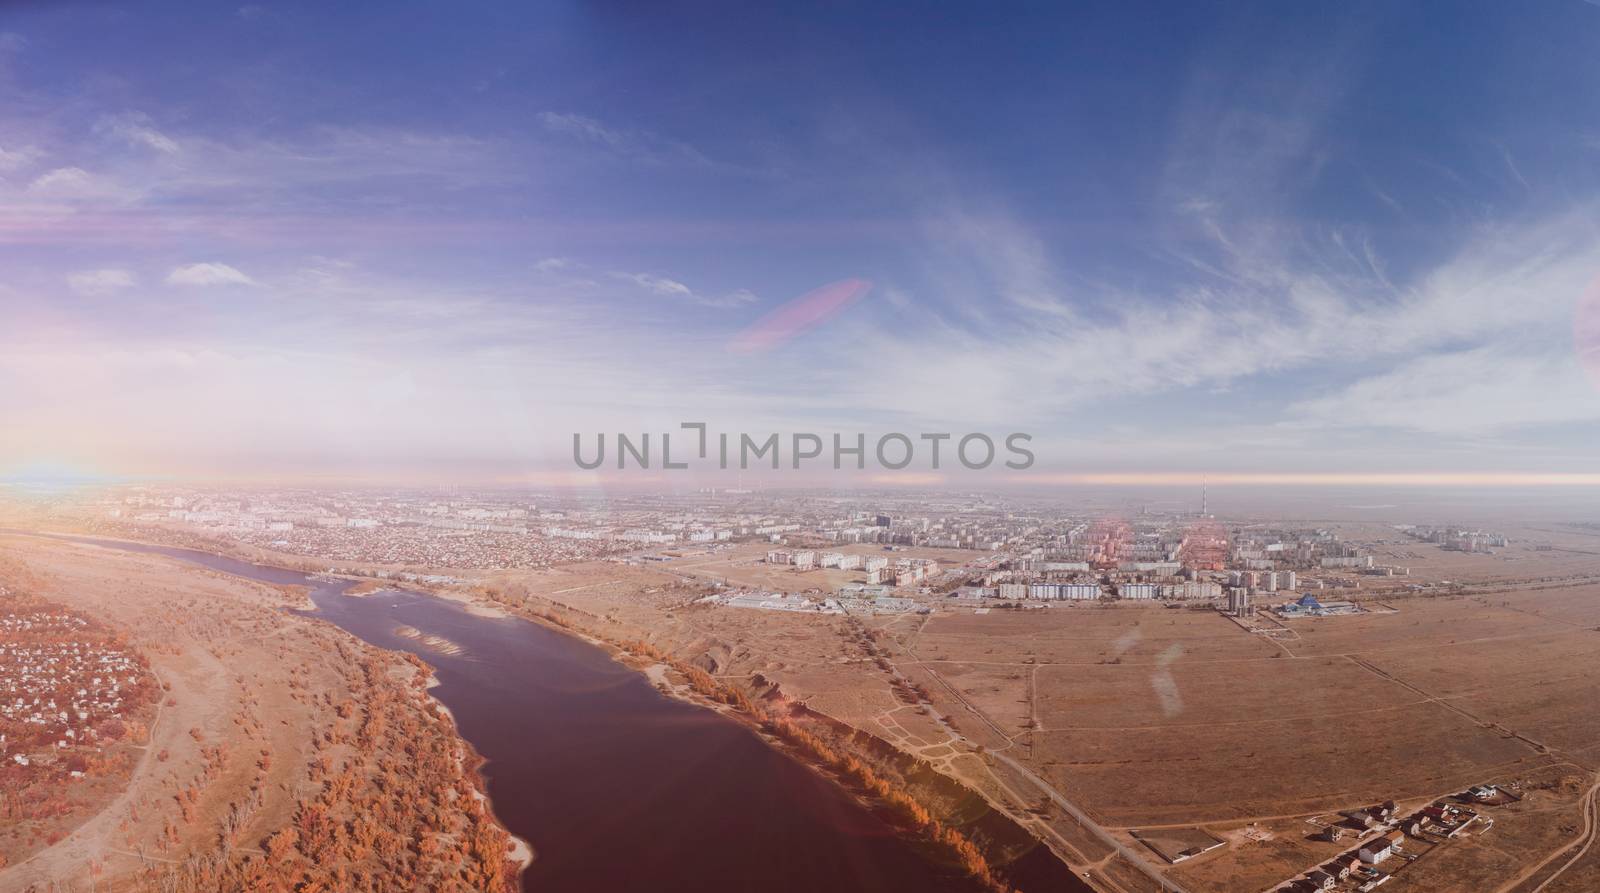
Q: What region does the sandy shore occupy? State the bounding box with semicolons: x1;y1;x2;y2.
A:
417;672;536;873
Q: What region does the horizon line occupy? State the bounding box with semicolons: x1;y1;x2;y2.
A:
9;470;1600;490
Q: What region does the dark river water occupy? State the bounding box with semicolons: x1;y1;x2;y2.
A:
23;534;1089;893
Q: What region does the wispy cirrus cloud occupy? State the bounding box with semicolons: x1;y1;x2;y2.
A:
95;112;181;154
529;256;758;309
538;111;713;168
1288;345;1599;435
0;144;39;172
29;167;103;195
841;202;1600;437
0;113;515;243
608;270;757;308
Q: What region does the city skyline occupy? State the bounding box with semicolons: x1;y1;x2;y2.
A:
7;3;1600;482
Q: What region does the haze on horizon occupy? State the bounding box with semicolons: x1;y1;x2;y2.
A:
6;2;1600;483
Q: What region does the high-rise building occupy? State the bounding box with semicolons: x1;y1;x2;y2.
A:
1227;587;1252;616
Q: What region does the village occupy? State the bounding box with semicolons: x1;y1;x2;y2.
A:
1260;785;1518;892
0;595;157;809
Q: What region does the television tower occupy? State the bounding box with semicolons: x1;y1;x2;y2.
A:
1201;476;1208;517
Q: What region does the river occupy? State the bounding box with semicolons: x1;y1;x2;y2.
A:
26;534;1090;893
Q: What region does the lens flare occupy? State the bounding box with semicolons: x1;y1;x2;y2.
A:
730;278;872;354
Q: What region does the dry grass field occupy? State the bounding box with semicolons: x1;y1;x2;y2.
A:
878;589;1600;891
466;530;1600;893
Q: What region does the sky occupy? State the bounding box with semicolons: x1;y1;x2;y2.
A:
6;2;1600;486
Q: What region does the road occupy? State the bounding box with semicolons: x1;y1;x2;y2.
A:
864;609;1188;893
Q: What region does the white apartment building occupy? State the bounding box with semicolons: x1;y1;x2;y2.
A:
1118;583;1158;600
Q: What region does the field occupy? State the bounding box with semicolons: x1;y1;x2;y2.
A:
873;587;1600;891
480;533;1600;893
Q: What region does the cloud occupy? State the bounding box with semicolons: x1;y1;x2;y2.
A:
612;271;693;299
804;197;1600;449
165;262;257;287
4;14;1596;478
67;269;136;295
609;271;757;308
538;112;627;148
0;119;511;245
538;111;712;167
29;167;93;192
19;166;138;205
923;210;1071;318
96;112;181;154
711;289;760;309
1288;346;1600;435
0;144;39;172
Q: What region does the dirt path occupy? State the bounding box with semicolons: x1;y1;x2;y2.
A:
1497;773;1600;893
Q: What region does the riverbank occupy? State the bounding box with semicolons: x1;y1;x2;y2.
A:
418;670;536;876
0;531;524;892
6;525;1082;892
488;597;1068;893
0;528;530;891
470;569;1104;893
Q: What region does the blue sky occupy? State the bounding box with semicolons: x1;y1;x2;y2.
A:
5;2;1600;483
